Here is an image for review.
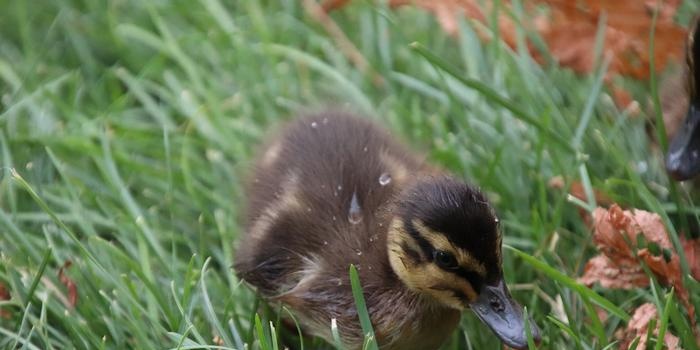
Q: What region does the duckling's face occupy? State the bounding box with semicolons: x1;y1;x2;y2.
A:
387;177;540;348
387;177;500;309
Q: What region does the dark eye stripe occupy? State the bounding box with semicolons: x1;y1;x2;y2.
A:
435;262;483;291
454;268;483;292
404;220;435;260
451;289;470;304
405;219;485;290
400;242;423;264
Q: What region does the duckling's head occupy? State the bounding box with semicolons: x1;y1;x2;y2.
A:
387;176;540;348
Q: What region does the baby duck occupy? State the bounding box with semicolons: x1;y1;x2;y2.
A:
234;111;540;349
666;17;700;180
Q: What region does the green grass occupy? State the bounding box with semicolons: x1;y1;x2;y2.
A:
1;0;699;349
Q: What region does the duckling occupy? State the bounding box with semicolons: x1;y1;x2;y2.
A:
666;17;700;180
234;110;540;349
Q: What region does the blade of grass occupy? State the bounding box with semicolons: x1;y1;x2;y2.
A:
331;318;344;350
523;307;537;350
254;313;271;350
349;264;378;350
199;257;234;347
572;57;609;150
653;290;673;350
269;322;279;350
283;306;304;350
546;315;582;348
261;43;374;115
409;42;575;154
507;245;630;321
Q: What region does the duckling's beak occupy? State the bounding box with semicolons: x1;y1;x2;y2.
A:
666;104;700;181
470;279;541;349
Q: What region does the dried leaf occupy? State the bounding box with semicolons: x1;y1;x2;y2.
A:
328;0;687;79
618;303;681;350
321;0;351;12
0;283;10;319
579;255;648;289
537;0;685;79
58;260;78;308
579;204;695;326
682;236;700;280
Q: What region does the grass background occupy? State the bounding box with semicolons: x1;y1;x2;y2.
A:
1;0;699;348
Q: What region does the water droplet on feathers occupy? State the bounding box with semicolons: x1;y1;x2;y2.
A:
378;173;391;186
348;192;362;224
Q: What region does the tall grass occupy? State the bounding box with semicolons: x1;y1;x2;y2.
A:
0;0;698;349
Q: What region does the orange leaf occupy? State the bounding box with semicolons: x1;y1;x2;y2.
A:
580;204;695;325
681;236;700;280
618;303;681;350
537;0;685;79
579;254;648;289
0;283;10;319
329;0;687;79
58;260;78;308
321;0;351;12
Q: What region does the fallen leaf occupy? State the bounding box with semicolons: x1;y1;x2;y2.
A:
579;255;648;289
0;283;10;319
618;303;681;350
58;260;78;308
682;236;700;280
536;0;686;79
326;0;687;79
579;204;695;326
321;0;351;12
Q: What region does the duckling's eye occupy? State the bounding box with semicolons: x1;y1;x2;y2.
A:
433;250;458;270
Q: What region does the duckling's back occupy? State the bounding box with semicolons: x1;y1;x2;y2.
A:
234;111;433;341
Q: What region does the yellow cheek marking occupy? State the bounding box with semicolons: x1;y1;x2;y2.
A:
412;219;487;277
249;172;301;241
388;218;424;258
379;150;408;184
387;219;418;283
